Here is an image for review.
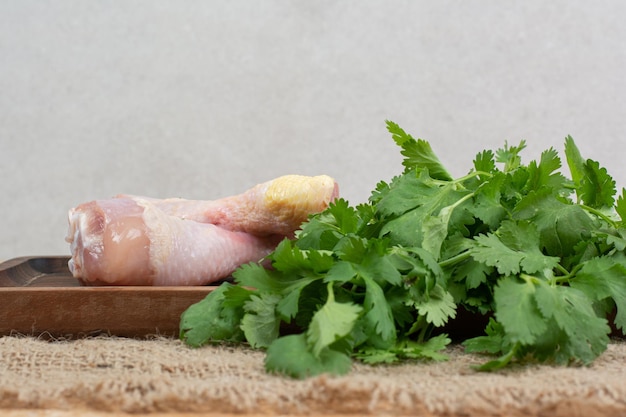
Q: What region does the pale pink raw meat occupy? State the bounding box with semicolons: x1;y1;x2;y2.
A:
116;174;339;237
66;175;339;286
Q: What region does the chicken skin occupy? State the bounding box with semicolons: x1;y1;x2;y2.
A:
66;175;339;286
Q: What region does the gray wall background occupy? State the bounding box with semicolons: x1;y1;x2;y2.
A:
2;1;626;261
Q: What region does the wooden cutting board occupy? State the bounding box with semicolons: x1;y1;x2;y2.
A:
0;256;216;338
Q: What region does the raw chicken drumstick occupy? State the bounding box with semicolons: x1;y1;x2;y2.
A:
66;175;339;286
116;174;339;237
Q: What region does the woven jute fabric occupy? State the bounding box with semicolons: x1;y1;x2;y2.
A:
1;335;625;416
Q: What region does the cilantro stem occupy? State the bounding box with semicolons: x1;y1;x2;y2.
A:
454;170;493;184
519;273;540;285
438;250;472;269
551;263;584;285
477;343;520;371
552;276;571;285
429;171;493;188
554;263;569;277
451;191;477;209
406;315;432;343
580;204;618;228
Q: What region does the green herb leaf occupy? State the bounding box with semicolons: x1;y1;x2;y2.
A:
571;256;626;332
179;283;246;346
408;284;457;327
580;159;616;208
493;276;547;345
513;189;598;256
470;220;560;276
356;333;450;364
265;334;352;379
241;293;282;348
616;189;626;225
463;318;507;355
525;147;566;192
533;281;610;364
306;283;363;357
564;135;585;191
180;121;624;377
495;140;526;172
473;149;497;175
386;120;453;181
361;275;397;344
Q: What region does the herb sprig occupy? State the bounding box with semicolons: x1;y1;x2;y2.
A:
180;121;626;377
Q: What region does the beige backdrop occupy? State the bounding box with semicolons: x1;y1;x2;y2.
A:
2;1;626;260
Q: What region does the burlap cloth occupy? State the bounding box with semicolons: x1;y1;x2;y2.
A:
1;335;625;417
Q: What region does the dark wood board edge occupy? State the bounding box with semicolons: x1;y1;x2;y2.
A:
0;255;70;270
0;256;74;287
0;286;216;338
0;256;221;338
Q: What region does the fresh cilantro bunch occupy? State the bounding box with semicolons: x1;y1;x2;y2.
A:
180;121;626;377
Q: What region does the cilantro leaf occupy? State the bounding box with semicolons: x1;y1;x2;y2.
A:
353;346;398;364
265;334;352;379
452;258;493;290
306;283;363;357
473;149;496;175
232;262;284;292
179;283;246;347
571;256;626;332
564;135;585;189
495;140;526;172
524;147;567;192
240;293;282;348
270;238;315;273
386;120;453;181
355;333;450;364
472;172;506;228
361;275;397;344
463;318;507;355
513;189;597;256
533;281;610;364
378;176;469;248
375;169;440;217
180;121;625;377
616;188;626;225
409;284;457;327
580;159;616;208
493;276;547;345
470;220;560;276
275;276;317;321
296;198;364;250
564;136;616;208
421;193;473;260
